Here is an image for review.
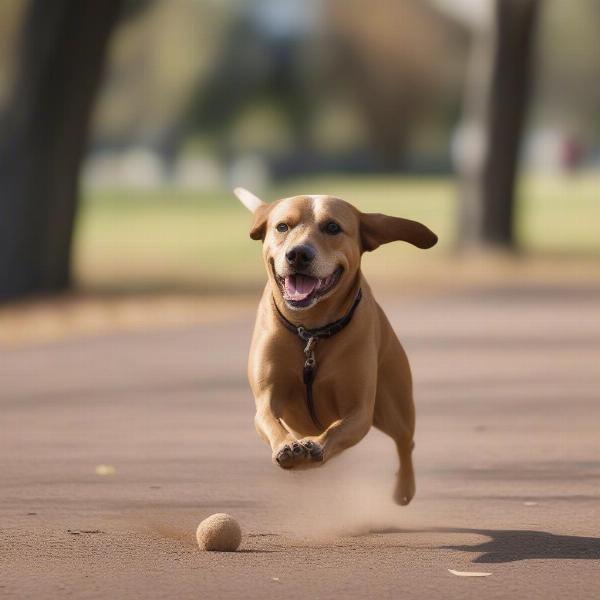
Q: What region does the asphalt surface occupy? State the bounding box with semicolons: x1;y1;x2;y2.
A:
2;285;600;599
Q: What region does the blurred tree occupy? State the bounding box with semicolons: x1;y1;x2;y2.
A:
457;0;539;248
534;0;600;142
328;0;465;170
0;0;123;300
185;0;321;165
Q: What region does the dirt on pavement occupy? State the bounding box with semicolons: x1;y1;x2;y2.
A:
1;284;600;599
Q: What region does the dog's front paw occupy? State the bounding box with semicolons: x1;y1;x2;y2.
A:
273;443;293;469
273;439;324;469
273;441;308;469
298;439;324;462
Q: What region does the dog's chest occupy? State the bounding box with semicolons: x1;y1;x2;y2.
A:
276;347;351;432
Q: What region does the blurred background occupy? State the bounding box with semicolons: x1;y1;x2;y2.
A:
3;3;600;592
0;0;599;342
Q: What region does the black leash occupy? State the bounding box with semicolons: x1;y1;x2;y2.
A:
272;288;363;431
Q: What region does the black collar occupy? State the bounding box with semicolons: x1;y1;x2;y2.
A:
272;288;362;342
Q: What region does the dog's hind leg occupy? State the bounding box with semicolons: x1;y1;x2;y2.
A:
373;382;416;506
393;437;416;506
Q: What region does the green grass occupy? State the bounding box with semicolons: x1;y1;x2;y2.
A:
74;174;600;292
517;175;600;254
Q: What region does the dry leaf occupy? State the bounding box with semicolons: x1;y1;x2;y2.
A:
95;464;116;476
448;569;492;577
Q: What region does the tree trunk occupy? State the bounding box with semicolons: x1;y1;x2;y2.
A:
457;0;539;249
0;0;122;301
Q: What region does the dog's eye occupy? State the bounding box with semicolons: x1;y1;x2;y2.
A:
324;221;342;235
276;223;289;233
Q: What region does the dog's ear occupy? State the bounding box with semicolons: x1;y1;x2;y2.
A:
359;212;438;252
233;187;272;241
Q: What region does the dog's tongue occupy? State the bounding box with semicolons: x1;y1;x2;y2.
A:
284;274;318;301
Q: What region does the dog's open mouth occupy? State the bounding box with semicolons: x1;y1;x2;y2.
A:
276;267;343;308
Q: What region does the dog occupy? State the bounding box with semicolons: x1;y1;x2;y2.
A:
235;187;437;505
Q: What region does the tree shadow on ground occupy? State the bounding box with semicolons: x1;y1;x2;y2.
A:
441;528;600;563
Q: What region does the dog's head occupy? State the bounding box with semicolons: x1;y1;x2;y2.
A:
235;188;437;311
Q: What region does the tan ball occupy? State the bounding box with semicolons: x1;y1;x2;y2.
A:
196;513;242;552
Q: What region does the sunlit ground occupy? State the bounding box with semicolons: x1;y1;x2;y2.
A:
1;173;599;346
74;173;600;292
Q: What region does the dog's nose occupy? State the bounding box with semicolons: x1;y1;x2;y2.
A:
286;244;316;270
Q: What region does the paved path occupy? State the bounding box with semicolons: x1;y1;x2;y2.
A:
2;286;600;599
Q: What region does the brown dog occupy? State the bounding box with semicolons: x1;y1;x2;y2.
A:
235;187;437;505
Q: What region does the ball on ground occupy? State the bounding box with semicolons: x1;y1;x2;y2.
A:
196;513;242;552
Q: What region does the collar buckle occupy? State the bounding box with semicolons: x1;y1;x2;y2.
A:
297;326;312;342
